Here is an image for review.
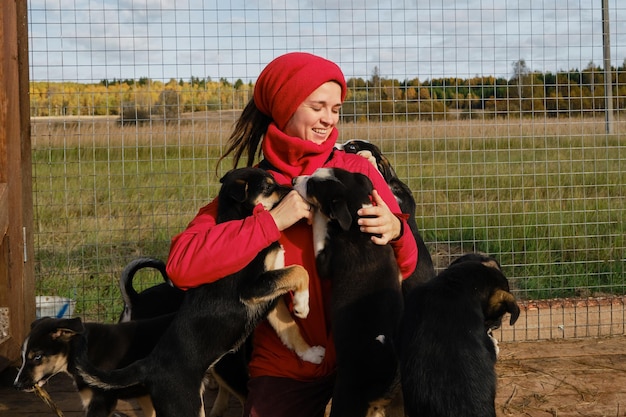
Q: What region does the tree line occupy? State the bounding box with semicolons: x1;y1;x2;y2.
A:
30;59;626;122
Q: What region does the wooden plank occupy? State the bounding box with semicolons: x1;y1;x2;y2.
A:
0;0;6;184
0;0;34;369
0;184;7;238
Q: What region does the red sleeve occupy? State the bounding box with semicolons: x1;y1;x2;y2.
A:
166;198;282;290
327;153;418;279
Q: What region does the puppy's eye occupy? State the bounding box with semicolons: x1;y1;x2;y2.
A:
33;354;43;363
262;183;273;194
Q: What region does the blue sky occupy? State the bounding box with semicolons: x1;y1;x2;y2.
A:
28;0;626;83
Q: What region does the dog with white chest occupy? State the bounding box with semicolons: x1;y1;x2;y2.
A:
294;167;403;417
399;253;520;417
339;139;436;294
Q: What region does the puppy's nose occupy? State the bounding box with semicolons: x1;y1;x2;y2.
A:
13;379;27;390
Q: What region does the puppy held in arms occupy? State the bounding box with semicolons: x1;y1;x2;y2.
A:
399;253;521;417
294;167;403;417
76;168;314;417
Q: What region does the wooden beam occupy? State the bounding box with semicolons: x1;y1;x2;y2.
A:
0;0;34;369
0;184;8;238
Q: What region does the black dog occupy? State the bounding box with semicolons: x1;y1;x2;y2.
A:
118;257;185;323
117;256;248;417
14;315;175;417
77;167;311;417
294;167;403;417
340;139;436;296
399;253;521;417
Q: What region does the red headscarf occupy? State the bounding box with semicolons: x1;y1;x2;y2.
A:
254;52;348;181
253;52;347;131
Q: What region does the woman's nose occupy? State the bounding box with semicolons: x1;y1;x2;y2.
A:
320;108;335;125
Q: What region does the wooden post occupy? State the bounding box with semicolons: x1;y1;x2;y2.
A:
0;0;35;371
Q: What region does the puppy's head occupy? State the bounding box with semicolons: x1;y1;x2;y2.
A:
293;167;373;231
14;317;85;391
448;254;520;328
219;168;290;212
339;140;397;183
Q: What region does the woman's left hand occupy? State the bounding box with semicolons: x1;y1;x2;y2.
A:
357;189;402;245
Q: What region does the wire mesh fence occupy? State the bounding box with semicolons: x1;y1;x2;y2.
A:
27;1;625;338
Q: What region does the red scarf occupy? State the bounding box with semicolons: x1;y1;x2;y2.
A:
261;122;338;184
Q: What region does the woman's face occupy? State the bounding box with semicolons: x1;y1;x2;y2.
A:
283;81;343;145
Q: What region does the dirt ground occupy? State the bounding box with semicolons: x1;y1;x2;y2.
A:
1;335;625;417
495;336;626;417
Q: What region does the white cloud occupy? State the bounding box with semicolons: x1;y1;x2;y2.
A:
28;0;626;82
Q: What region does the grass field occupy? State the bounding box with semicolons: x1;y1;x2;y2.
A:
30;115;626;322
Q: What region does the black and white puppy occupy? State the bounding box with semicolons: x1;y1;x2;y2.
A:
399;253;521;417
339;139;436;295
14;315;175;417
77;167;311;417
293;167;403;417
118;257;185;323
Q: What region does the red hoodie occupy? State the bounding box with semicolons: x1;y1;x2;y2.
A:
166;162;417;379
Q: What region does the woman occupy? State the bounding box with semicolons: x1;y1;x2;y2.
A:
166;52;418;417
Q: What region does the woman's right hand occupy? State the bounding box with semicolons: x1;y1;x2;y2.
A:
270;190;313;231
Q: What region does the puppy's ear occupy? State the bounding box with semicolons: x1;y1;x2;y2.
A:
488;290;520;326
330;199;353;231
482;258;502;271
30;317;48;329
352;172;374;195
228;179;249;202
51;317;85;341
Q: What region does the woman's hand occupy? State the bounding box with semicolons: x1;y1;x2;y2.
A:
269;190;313;231
357;189;402;245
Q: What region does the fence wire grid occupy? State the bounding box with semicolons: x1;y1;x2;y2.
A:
27;0;625;339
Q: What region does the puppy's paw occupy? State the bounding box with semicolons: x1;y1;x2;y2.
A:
292;290;310;318
357;150;378;169
300;345;326;364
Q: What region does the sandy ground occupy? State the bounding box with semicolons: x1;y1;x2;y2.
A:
2;298;625;416
1;335;625;417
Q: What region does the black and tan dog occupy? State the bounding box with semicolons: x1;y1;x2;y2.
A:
77;167;312;417
118;257;185;323
339;139;436;295
294;167;403;417
14;315;175;417
399;253;520;417
117;256;247;417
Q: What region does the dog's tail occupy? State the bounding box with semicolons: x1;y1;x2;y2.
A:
119;257;169;321
75;347;146;390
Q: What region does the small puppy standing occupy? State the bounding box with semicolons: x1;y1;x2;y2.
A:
399;254;520;417
14;315;175;417
77;168;312;417
294;167;403;417
117;256;248;417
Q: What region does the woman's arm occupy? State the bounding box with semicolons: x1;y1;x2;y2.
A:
166;200;282;289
